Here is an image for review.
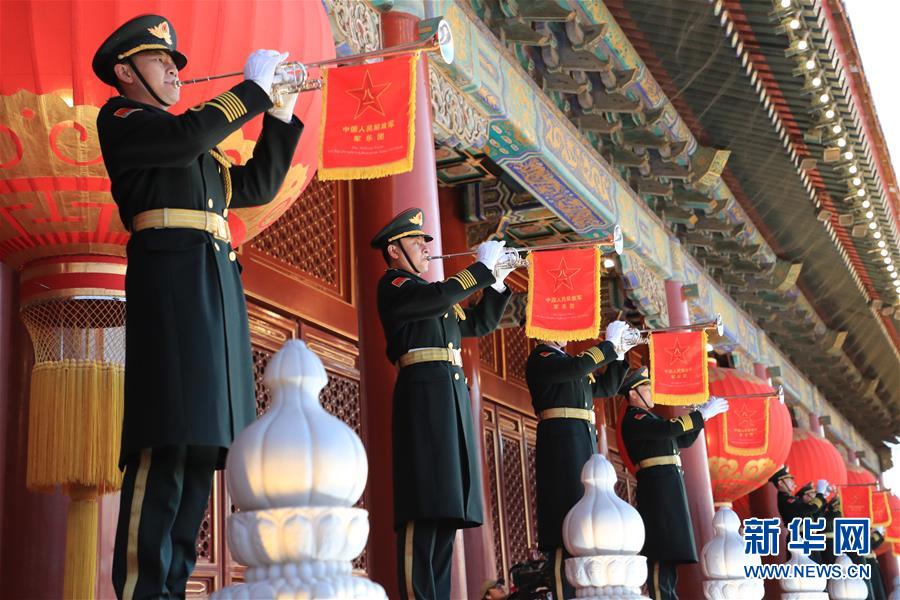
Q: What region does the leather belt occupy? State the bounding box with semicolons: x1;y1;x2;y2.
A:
637;455;681;471
132;208;231;244
398;347;463;368
539;407;595;425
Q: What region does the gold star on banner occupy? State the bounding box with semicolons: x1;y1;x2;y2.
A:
548;258;581;292
346;70;391;118
667;339;689;365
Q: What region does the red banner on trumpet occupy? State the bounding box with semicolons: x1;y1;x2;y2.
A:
873;491;892;528
839;485;873;520
525;247;601;342
318;54;418;180
649;330;709;405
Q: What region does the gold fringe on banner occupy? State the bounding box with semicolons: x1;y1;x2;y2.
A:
525;246;602;342
27;359;124;493
649;330;710;406
317;53;419;181
63;492;99;599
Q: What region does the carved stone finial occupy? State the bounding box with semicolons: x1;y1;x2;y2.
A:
779;537;827;599
562;454;649;599
213;340;385;599
700;506;764;599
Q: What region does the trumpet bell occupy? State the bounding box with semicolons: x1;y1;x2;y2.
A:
614;224;623;255
418;17;454;65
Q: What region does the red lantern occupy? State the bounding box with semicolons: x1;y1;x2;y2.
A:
704;365;793;504
785;429;848;491
0;3;334;596
732;493;752;522
845;462;877;486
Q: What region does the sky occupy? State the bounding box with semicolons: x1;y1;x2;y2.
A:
843;0;900;188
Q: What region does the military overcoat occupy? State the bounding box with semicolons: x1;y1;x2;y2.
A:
97;80;303;467
377;262;510;529
525;341;627;551
620;405;705;563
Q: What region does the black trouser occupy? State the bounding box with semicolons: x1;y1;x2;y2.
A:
396;520;456;600
112;445;218;600
647;560;678;600
548;547;574;600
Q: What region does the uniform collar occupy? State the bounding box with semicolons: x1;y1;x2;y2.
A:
107;94;168;114
386;267;426;283
627;405;653;417
536;343;566;355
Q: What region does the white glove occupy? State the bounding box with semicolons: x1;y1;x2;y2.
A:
605;320;629;360
268;90;298;123
816;479;829;495
477;240;506;271
876;526;885;535
491;250;517;292
698;396;729;421
244;49;288;95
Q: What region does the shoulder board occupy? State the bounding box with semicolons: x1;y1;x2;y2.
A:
634;413;646;420
539;351;553;357
391;276;410;288
114;107;142;119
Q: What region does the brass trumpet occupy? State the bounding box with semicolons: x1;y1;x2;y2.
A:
177;17;453;107
428;224;624;270
717;386;785;404
621;313;723;347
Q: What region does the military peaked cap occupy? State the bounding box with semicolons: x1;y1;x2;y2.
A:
621;366;650;392
796;482;814;496
769;465;793;485
93;14;187;86
370;208;433;249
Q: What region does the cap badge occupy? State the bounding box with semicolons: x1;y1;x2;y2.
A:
409;211;423;226
147;21;172;45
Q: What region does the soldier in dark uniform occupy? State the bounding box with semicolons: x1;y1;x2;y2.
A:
525;320;631;600
371;208;513;600
93;15;302;599
769;469;828;563
769;467;826;525
821;486;842;564
619;367;729;600
864;527;888;600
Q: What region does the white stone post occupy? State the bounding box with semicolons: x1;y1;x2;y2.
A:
700;506;764;599
780;539;827;600
562;453;650;600
827;554;868;599
212;340;386;599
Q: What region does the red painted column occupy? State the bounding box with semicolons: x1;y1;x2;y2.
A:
438;187;497;598
663;280;715;600
351;11;442;598
0;264;69;597
879;552;899;596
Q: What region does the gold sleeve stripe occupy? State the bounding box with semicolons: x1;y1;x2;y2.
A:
459;270;476;288
219;91;246;120
215;93;239;121
227;91;247;116
677;414;693;432
206;100;235;122
811;497;823;508
579;346;605;364
219;92;241;118
449;275;466;288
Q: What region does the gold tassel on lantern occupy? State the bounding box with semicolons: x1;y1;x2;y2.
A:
64;489;99;599
27;360;124;491
20;289;127;600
